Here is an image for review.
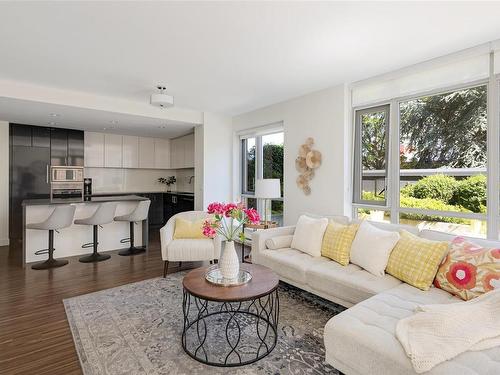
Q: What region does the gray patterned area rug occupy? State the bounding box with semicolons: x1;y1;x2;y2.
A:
64;272;345;375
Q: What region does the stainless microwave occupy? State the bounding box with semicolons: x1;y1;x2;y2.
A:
50;166;84;183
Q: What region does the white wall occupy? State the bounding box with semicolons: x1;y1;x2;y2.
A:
202;112;233;208
233;84;348;225
0;121;9;245
194;125;204;210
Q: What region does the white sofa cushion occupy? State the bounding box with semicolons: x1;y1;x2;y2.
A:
324;283;500;375
265;234;294;250
302;213;350;225
166;239;214;261
257;248;328;284
419;229;500;248
352;219;420;235
291;215;328;257
350;221;400;276
306;260;402;305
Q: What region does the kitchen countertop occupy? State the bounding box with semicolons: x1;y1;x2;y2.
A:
22;195;149;206
92;191;194;196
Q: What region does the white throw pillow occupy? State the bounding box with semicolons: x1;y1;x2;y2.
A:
291;215;328;257
350;220;400;276
265;235;294;250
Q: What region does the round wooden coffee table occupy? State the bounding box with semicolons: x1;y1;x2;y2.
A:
182;264;279;367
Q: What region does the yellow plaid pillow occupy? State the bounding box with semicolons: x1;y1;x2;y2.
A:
173;218;206;239
321;221;359;266
386;230;449;290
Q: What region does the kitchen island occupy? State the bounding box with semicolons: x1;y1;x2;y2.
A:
92;191;195;228
22;195;150;265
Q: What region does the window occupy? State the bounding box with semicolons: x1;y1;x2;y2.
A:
242;137;256;194
353;84;490;238
353;105;389;206
241;131;284;225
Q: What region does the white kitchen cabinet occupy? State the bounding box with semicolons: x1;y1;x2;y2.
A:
170;137;181;169
104;134;123;168
139;137;155;168
184;133;195;168
84;132;104;167
154;138;171;169
170;133;194;169
122;135;139;168
84;131;193;170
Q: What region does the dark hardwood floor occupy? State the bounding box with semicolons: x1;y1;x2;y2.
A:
0;231;205;375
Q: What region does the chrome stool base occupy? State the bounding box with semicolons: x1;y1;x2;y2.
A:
32;258;69;270
79;252;111;263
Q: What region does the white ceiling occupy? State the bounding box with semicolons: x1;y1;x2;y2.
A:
0;97;195;138
1;1;500;118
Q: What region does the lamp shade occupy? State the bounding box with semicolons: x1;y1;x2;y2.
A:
255;179;281;199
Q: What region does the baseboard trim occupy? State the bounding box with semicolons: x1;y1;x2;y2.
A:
0;238;10;246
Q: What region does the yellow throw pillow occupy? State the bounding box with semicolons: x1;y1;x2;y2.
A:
386;230;449;290
321;221;359;266
173;218;206;239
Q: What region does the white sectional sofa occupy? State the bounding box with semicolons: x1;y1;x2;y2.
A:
252;216;500;375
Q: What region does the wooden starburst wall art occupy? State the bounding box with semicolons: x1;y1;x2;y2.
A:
295;137;322;195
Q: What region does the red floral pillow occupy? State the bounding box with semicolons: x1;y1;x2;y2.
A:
434;236;500;300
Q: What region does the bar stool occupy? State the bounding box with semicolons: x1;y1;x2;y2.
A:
27;205;76;270
115;200;151;256
74;202;117;263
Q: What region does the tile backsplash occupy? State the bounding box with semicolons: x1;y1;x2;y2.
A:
85;168;195;194
176;169;195;193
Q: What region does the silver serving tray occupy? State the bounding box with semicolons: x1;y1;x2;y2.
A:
205;265;252;287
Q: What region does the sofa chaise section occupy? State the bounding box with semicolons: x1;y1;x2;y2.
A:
324;283;500;375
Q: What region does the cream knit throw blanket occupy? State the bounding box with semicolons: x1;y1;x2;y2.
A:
396;289;500;373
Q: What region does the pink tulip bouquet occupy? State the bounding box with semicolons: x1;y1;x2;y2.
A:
203;202;260;242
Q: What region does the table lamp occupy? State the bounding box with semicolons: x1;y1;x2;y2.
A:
255;179;281;228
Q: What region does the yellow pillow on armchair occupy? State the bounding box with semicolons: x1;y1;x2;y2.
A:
173;218;206;239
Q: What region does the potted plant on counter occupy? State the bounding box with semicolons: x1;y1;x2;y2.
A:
202;202;260;280
158;176;176;191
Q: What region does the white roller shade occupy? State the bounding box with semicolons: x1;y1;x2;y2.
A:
352;44;493;107
494;50;500;75
238;121;284;139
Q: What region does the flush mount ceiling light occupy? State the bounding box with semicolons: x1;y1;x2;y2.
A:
150;85;174;108
49;113;60;117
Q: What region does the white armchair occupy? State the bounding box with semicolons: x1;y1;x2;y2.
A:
159;211;222;277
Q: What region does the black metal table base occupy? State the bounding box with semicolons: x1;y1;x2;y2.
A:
182;289;279;367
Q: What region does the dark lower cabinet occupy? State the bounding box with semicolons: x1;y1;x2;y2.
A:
164;194;176;223
138;193;164;228
163;193;194;224
177;195;195;213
